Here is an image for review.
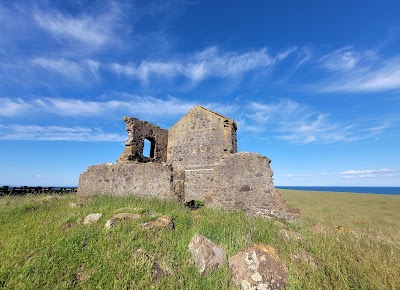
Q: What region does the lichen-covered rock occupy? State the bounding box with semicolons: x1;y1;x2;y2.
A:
83;213;102;225
104;219;117;228
142;215;174;230
229;244;288;290
188;234;226;274
292;251;320;269
278;229;305;241
112;213;141;220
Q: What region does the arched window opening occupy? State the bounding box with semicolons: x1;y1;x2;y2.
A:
143;138;156;158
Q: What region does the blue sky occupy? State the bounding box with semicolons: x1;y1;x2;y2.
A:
1;0;400;187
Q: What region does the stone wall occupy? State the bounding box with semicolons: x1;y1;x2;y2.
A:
118;117;168;163
78;163;176;200
184;168;215;202
167;106;237;169
180;152;298;219
204;153;296;220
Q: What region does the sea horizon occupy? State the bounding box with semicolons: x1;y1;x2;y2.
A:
276;186;400;195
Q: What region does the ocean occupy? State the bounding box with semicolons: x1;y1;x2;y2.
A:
276;186;400;195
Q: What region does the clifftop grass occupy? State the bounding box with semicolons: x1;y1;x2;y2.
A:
0;190;399;289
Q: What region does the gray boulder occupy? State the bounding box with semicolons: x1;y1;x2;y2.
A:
188;234;226;274
229;244;288;290
83;213;103;225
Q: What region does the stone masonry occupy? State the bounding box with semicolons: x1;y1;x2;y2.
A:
78;106;299;220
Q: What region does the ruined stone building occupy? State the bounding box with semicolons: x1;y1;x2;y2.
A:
78;106;299;220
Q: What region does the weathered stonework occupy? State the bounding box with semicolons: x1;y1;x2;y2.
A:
78;106;299;220
167;106;237;168
118;117;168;163
78;163;175;200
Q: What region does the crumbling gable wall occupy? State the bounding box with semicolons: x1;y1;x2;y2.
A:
118;117;168;163
167;106;237;168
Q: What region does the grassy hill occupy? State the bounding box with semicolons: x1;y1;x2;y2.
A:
0;190;399;289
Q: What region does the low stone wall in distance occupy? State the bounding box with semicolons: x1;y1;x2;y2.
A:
78;163;175;200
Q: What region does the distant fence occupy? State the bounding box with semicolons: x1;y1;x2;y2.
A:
0;186;77;196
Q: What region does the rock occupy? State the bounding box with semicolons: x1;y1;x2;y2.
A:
152;260;171;280
75;264;90;282
142;215;174;230
147;210;161;218
104;219;117;229
83;213;102;225
188;234;226;274
104;213;141;228
292;251;320;269
134;248;173;280
229;244;288;290
278;229;305;241
273;220;286;229
112;213;141;220
60;221;76;231
70;202;83;208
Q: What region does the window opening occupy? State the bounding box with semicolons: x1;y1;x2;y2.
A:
143;138;156;158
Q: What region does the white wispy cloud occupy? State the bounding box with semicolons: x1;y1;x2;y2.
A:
338;169;400;179
110;46;294;84
244;99;359;143
0;124;125;142
320;46;360;72
33;175;46;181
0;95;392;144
31;57;101;81
281;173;314;178
0;95;237;121
318;47;400;93
0;95;239;141
0;98;31;117
32;2;124;50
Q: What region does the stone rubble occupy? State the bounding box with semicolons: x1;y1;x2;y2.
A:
229;244;288;290
188;234;226;274
292;251;320;269
142;215;174;230
83;213;103;225
278;229;305;242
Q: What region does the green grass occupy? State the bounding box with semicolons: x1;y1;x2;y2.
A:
0;190;399;289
